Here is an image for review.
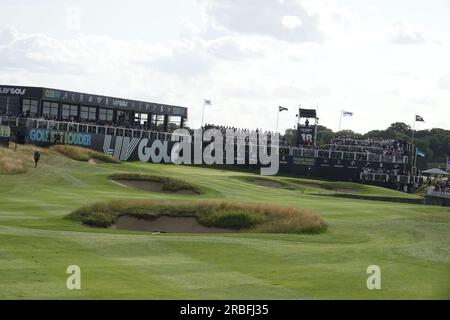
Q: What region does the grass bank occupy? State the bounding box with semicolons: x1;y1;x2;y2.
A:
51;145;120;163
67;199;327;234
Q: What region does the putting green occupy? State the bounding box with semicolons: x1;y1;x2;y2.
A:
0;145;449;299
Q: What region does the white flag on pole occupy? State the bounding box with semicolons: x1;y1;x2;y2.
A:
342;111;354;117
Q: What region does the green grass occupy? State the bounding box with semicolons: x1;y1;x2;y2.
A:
234;174;423;199
67;199;326;233
0;144;449;299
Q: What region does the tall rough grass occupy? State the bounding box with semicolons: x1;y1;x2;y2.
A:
67;199;327;234
0;148;26;174
51;145;120;163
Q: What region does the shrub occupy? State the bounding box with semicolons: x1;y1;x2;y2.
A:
51;145;120;163
198;210;263;229
0;148;26;174
83;211;117;228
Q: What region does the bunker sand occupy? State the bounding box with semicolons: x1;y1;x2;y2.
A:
113;179;200;195
253;179;283;189
88;158;104;165
112;215;235;233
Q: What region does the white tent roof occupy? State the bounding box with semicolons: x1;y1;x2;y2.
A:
422;168;449;175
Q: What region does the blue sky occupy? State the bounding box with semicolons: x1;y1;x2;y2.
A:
1;0;449;132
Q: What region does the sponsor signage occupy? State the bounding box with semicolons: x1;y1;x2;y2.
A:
294;157;316;166
28;129;92;147
0;87;26;95
0;86;42;97
298;125;315;145
42;88;187;117
0;125;10;138
0;85;187;116
0;125;10;148
25;128;406;183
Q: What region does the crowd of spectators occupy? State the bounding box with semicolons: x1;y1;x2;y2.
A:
320;135;407;157
3;113;410;159
13;112;157;131
199;123;289;146
198;125;410;156
428;177;450;194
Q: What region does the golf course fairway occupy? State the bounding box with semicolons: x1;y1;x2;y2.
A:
0;145;449;299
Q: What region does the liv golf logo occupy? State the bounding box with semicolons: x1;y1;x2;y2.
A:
104;129;280;176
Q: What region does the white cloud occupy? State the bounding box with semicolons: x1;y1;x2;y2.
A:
408;95;437;106
281;15;303;30
438;74;450;90
386;18;446;45
1;0;449;133
273;81;331;99
199;0;323;42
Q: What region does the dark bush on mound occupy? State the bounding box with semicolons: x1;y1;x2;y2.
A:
198;210;262;230
83;211;117;228
67;200;327;234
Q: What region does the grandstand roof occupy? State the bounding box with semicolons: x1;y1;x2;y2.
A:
0;84;187;117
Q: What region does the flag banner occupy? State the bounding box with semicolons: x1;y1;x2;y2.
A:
279;106;288;112
447;156;450;171
416;148;426;157
415;115;425;122
204;99;212;105
342;111;353;117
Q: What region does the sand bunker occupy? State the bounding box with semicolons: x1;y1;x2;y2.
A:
253;179;283;188
335;188;354;193
111;215;235;233
113;179;199;195
88;158;104;165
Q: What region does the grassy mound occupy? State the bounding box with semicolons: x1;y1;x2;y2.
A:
110;173;201;194
240;174;423;198
51;145;120;163
235;176;302;191
67;199;327;234
0;148;27;174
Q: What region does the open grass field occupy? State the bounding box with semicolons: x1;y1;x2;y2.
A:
0;145;449;299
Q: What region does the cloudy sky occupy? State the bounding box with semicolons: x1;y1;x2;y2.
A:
1;0;449;133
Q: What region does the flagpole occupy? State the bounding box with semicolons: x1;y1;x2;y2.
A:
338;110;343;132
276;109;280;132
201;100;206;129
411;115;416;174
414;151;418;175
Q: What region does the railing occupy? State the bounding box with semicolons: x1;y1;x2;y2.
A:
0;116;185;142
0;116;409;164
360;172;390;183
427;190;450;198
291;147;408;164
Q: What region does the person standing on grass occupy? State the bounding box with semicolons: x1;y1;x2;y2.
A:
14;132;20;152
34;149;41;168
